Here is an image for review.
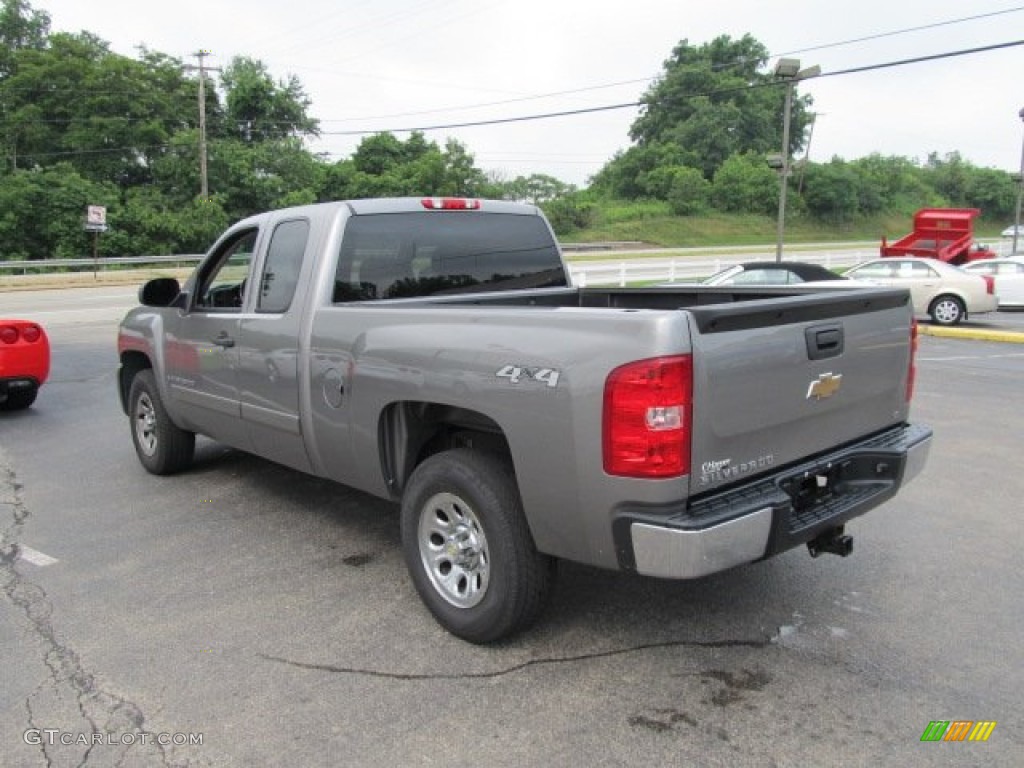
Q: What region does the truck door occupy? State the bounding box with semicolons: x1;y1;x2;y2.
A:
236;217;314;473
165;229;255;450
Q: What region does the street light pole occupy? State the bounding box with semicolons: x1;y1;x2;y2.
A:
772;59;820;262
1013;106;1024;255
776;76;795;262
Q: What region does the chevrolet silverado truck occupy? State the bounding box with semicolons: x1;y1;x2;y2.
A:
117;197;932;643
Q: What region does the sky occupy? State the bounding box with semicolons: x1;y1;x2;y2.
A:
30;0;1024;187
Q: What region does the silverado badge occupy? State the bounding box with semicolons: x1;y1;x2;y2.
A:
807;372;843;401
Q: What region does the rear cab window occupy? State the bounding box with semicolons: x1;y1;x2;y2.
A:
332;212;564;302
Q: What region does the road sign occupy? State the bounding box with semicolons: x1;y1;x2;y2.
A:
86;205;106;225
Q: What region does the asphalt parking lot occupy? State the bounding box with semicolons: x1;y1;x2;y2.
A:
1;288;1022;767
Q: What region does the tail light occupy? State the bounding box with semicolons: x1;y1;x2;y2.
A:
981;275;996;295
603;355;692;478
906;318;918;402
0;324;44;344
421;198;481;211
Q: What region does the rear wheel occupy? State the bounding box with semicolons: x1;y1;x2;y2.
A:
929;295;965;326
0;386;37;411
128;369;195;475
400;448;555;643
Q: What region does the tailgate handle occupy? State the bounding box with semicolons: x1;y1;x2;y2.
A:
806;324;844;360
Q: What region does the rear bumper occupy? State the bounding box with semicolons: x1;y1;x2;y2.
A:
616;423;932;580
0;377;41;402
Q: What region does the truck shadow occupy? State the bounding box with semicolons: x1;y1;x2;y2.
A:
180;444;814;654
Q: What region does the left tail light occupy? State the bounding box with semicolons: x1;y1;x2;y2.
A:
603;355;692;478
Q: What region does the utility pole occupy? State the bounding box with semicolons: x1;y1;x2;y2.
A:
184;50;221;199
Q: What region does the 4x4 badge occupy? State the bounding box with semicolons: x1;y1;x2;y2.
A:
807;372;842;400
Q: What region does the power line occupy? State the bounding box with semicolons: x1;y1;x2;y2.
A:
315;39;1024;137
314;6;1024;125
776;5;1024;57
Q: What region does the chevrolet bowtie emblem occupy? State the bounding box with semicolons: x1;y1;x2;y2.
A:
807;372;843;400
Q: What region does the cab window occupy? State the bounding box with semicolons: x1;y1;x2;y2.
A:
257;219;309;313
195;230;257;311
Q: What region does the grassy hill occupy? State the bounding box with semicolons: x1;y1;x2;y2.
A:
563;201;1008;248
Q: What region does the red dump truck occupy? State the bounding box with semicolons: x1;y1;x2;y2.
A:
881;208;993;265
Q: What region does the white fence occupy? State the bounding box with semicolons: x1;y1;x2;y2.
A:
567;250;876;287
565;239;1011;287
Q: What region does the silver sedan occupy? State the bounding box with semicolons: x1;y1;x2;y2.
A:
844;257;998;326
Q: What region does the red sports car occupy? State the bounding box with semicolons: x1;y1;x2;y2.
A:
0;319;50;410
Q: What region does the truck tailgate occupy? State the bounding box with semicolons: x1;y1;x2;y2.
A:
686;288;914;494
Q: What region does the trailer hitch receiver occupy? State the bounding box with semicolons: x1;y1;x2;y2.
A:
807;526;853;558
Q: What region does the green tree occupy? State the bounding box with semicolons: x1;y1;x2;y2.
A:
500;173;576;204
0;164;111;258
664;166;711;215
846;154;936;216
710;152;778;214
963;167;1017;220
219;56;318;143
801;158;861;224
0;0;49;77
322;133;491;200
628;34;812;180
589;142;687;199
2;31;197;185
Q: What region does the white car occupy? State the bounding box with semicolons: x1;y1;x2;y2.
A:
960;257;1024;308
1000;224;1023;238
844;257;998;326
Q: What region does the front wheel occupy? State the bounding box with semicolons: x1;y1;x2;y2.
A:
929;295;965;326
128;369;195;475
400;449;555;643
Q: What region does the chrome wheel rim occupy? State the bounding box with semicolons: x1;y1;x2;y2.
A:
134;392;158;457
417;492;490;609
934;299;960;324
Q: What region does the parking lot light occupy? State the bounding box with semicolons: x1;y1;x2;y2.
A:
1013;106;1024;255
774;59;820;262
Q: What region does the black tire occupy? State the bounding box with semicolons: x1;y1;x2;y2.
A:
0;386;37;411
128;369;195;475
400;448;555;643
929;295;965;326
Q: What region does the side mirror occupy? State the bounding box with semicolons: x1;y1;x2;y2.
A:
139;277;181;307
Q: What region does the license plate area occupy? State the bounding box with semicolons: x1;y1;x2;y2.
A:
781;461;850;512
778;455;899;533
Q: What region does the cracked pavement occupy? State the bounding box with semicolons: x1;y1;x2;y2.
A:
2;449;182;768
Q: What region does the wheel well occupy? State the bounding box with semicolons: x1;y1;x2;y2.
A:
378;401;512;497
118;351;152;413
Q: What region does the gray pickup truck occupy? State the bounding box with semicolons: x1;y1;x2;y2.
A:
118;197;932;642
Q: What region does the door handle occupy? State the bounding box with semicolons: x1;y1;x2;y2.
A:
212;332;235;348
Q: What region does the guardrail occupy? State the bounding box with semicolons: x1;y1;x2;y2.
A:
1;238;1011;286
0;254;204;275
